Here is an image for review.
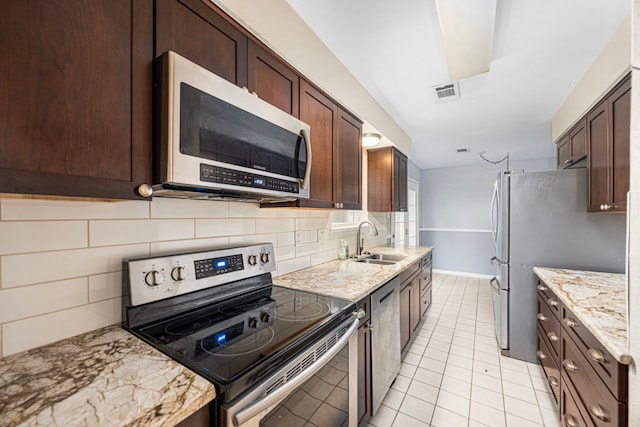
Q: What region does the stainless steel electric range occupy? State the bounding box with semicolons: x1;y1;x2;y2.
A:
122;244;360;427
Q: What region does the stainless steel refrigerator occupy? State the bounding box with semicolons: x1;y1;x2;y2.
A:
490;168;626;363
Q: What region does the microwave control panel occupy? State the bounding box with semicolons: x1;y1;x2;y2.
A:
200;164;299;194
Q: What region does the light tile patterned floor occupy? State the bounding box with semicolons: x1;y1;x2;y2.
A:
367;273;561;427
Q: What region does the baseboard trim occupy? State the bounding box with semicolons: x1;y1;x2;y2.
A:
433;269;493;279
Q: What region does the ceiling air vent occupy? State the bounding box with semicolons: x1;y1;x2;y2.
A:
432;81;460;103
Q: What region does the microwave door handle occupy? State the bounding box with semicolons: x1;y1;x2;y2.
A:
300;128;312;190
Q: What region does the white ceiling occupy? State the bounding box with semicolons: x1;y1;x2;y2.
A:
286;0;630;169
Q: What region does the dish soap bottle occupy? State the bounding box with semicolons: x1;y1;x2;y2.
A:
338;240;348;260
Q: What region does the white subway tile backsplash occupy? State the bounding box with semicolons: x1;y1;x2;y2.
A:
255;218;296;233
150;198;228;219
274;246;296;262
2;298;121;357
0;278;88;323
0;199;148;220
196;218;255;238
277;256;311;276
149;237;230;256
0;221;87;255
1;244;149;288
0;195;391;357
277;232;295;247
89;272;122;303
229;233;278;247
89;219;194;247
229;202;278;218
295;217;328;230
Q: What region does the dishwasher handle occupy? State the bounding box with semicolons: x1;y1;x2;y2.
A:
378;288;396;304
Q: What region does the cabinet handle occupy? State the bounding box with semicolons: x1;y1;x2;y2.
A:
537;284;547;292
547;331;559;342
563;414;579;427
587;402;608;422
564;159;571;164
536;350;547;360
547;298;558;307
549;376;559;387
563;317;577;328
562;359;579;372
600;204;612;211
537;313;547;321
587;348;606;364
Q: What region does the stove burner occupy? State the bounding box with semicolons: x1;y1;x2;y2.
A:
271;300;331;322
200;327;275;356
165;317;212;336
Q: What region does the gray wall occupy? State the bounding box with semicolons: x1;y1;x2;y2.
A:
408;159;421;183
419;157;555;275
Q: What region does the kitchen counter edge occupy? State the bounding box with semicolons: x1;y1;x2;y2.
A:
533;266;631;365
273;246;433;302
0;325;216;427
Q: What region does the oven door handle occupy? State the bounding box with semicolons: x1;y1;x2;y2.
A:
230;317;359;426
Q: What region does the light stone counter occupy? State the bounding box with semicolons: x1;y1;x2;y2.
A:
273;246;433;302
533;267;631;365
0;325;216;427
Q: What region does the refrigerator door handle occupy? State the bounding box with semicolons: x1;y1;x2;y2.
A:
490;182;498;250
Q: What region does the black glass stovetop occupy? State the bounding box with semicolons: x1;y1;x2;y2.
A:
132;284;355;401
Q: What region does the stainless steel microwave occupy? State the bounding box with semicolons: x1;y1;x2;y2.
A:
148;51;311;202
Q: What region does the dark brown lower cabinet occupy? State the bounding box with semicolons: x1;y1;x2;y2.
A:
175;405;210;427
536;279;628;426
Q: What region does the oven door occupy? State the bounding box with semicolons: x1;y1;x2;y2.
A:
223;317;359;427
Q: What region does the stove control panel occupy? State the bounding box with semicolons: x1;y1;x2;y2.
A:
124;243;276;306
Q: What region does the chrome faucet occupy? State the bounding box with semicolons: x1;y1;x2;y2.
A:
356;220;379;256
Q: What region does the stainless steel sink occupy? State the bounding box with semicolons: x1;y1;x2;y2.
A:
355;253;407;265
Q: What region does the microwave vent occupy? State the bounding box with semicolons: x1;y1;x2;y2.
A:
432;81;460;103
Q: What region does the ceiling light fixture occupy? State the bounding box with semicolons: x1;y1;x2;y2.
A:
435;0;497;81
362;132;382;148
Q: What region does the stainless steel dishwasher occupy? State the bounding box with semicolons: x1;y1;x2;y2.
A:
370;276;401;415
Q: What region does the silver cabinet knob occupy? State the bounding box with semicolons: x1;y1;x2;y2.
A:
537;313;547;321
563;317;577;328
547;331;559;342
587;348;606;364
587;403;608;422
536;350;547;360
562;359;579;372
547;298;558;307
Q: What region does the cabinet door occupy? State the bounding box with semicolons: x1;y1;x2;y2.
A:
409;279;421;333
399;284;411;352
0;0;152;199
367;147;393;212
609;79;630;212
587;102;609;211
569;119;587;161
247;41;299;117
336;108;362;210
299;80;337;208
155;0;247;86
394;151;408;212
357;322;372;426
557;135;571;169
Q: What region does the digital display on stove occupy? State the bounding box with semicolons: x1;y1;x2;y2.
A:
194;254;244;279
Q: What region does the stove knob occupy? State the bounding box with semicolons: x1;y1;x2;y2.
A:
248;255;258;266
171;266;187;281
248;317;258;328
261;312;270;323
144;270;163;287
260;252;270;264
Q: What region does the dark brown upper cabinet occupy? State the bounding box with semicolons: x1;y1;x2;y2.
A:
0;0;153;199
265;79;362;210
247;41;299;117
367;147;408;212
587;75;630;213
556;119;586;169
155;0;248;87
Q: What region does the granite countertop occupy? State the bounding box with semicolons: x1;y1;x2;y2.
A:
533;267;631;365
273;246;433;301
0;325;216;427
